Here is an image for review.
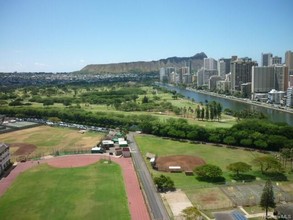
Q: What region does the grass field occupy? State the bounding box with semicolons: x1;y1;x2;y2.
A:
135;134;267;189
0;162;130;220
135;135;264;171
0;126;105;156
135;134;293;215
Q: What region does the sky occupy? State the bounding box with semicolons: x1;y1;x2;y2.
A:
0;0;292;72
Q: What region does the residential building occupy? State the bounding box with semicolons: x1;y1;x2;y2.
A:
252;66;275;93
178;67;190;84
204;58;217;70
182;74;192;84
218;58;231;77
0;143;10;176
218;60;226;77
240;83;251;98
197;68;218;87
287;87;293;107
272;56;282;65
159;67;177;83
197;68;204;86
217;80;231;93
285;50;293;75
261;53;273;66
209;75;222;91
274;65;289;91
252;65;288;99
289;75;293;87
230;58;258;92
159;68;166;82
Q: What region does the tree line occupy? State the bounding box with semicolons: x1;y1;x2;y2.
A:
0;106;292;152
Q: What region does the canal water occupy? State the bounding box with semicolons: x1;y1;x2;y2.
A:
158;84;293;126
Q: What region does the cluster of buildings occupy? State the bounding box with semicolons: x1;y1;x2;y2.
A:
0;71;158;88
91;130;131;158
160;51;293;107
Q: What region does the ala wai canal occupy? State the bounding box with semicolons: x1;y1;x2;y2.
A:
157;83;293;126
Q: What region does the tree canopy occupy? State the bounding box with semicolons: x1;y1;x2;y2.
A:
227;162;252;176
181;206;202;220
194;164;223;181
153;175;175;192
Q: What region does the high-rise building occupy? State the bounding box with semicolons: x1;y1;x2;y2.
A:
197;68;204;86
252;66;275;93
218;60;226;77
251;65;288;99
197;68;217;87
262;53;273;66
272;56;282;65
230;58;258;92
204;58;217;70
285;50;293;75
159;68;166;82
274;65;289;91
289;75;293;87
218;58;231;77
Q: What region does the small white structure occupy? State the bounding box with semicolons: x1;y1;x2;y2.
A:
91;147;104;154
119;140;128;147
169;166;182;172
268;89;285;104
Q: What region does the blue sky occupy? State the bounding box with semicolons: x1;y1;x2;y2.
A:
0;0;292;72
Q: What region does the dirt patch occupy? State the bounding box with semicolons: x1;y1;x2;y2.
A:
9;143;37;156
200;193;219;203
156;155;205;172
186;187;233;210
162;190;193;218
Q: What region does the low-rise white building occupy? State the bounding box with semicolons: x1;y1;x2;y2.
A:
0;143;10;176
268;89;285;104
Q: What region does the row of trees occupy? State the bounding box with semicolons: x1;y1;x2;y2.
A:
193;155;283;183
0;106;292;152
195;101;222;121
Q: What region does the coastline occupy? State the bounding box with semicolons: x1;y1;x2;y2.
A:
186;87;293;115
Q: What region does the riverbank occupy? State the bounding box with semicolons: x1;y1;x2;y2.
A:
186;87;293;115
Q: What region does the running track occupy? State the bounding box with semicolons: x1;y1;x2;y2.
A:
0;155;150;220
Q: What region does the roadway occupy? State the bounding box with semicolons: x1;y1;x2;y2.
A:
127;133;170;220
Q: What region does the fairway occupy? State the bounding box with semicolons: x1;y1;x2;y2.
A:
0;162;130;220
0;126;104;157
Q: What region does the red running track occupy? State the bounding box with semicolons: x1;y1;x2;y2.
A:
0;155;150;220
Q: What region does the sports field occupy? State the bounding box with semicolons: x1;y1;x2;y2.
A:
0;126;104;158
0;162;130;220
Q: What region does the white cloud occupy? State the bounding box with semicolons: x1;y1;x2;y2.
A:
34;62;48;67
79;59;85;63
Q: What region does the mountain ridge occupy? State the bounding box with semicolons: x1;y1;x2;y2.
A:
80;52;207;74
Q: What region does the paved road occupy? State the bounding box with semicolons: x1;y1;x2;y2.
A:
128;133;170;220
